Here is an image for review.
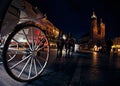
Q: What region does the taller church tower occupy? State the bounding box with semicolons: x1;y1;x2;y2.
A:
91;11;98;41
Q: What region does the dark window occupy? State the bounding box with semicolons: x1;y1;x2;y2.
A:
98;28;101;34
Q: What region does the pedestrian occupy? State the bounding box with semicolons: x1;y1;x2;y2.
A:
105;37;113;56
56;31;64;58
65;32;75;57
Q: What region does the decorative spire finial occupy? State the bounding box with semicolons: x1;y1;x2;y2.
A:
91;9;97;19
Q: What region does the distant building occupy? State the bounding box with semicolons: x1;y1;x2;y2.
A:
79;11;105;50
112;37;120;52
79;33;90;49
90;11;105;47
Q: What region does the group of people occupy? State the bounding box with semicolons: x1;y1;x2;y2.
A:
56;31;114;58
56;31;75;58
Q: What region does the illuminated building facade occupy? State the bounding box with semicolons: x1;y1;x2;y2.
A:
90;11;105;48
112;37;120;52
79;11;106;50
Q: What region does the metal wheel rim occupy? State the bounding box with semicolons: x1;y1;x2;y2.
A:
3;25;49;81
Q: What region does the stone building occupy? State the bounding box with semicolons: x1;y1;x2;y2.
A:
89;11;105;48
79;11;106;50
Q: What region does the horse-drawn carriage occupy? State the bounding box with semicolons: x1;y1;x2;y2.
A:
0;0;50;82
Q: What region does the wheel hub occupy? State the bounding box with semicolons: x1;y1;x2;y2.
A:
32;50;40;57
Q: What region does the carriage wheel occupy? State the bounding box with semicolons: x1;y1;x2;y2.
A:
2;22;50;82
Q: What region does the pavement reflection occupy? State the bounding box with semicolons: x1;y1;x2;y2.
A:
0;49;120;86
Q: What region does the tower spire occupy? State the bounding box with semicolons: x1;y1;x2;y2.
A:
91;10;97;19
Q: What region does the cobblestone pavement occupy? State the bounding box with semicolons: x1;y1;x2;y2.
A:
0;49;120;86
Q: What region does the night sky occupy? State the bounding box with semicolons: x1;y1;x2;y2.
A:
28;0;120;40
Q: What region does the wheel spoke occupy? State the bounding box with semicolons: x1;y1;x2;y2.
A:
34;32;40;49
37;45;48;51
33;59;37;76
10;54;32;69
35;57;43;69
35;38;46;50
31;28;34;50
22;29;32;51
12;38;27;49
36;43;44;50
28;57;33;79
18;56;32;78
8;53;17;62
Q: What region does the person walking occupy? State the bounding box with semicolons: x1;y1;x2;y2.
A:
65;32;75;57
56;31;64;58
105;37;113;56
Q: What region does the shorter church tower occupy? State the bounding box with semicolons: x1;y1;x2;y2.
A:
100;18;105;40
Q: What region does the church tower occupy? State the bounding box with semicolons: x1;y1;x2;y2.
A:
100;18;105;40
91;11;98;41
90;11;105;46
